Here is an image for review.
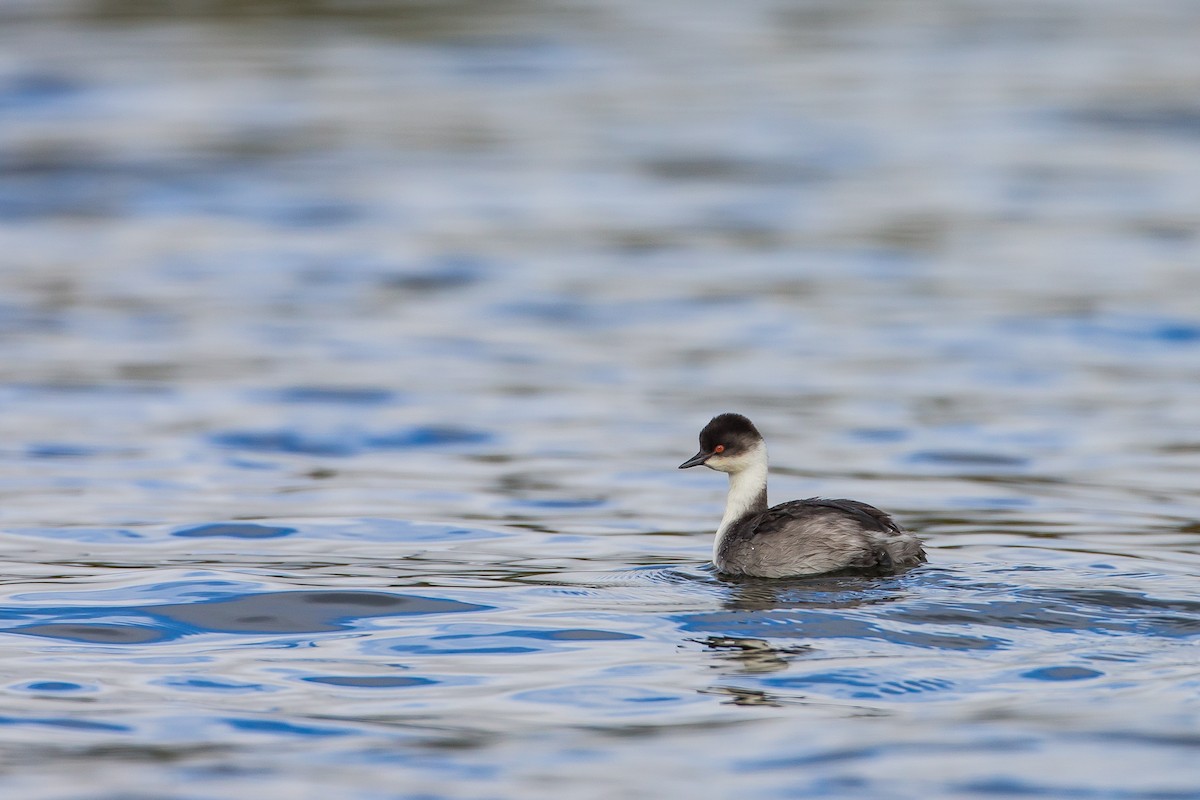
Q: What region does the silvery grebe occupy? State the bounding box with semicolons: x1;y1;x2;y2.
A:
679;413;926;578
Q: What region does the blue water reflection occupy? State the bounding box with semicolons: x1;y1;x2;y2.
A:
6;590;489;643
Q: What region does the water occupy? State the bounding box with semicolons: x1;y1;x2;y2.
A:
2;1;1200;797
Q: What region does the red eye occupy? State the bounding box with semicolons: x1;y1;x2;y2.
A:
714;444;725;453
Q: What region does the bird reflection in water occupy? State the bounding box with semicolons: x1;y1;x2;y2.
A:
690;574;914;709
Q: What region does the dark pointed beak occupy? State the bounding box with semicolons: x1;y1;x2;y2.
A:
678;450;711;469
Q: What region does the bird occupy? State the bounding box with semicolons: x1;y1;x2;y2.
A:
679;413;925;578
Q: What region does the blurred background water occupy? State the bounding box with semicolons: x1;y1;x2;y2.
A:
1;1;1199;798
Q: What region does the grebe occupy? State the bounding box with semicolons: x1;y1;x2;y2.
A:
679;413;925;578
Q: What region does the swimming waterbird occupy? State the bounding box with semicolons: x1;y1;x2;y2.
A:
679;413;926;578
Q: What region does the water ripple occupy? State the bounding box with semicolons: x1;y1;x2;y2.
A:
5;590;490;643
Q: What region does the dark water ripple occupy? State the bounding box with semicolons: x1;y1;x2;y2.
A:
173;523;297;539
6;590;489;643
304;675;436;688
264;386;399;406
210;426;492;456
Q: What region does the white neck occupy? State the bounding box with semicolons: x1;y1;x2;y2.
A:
713;445;769;562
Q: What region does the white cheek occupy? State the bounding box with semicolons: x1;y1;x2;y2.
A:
707;453;744;472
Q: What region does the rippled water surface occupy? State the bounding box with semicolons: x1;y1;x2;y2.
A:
2;1;1200;798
